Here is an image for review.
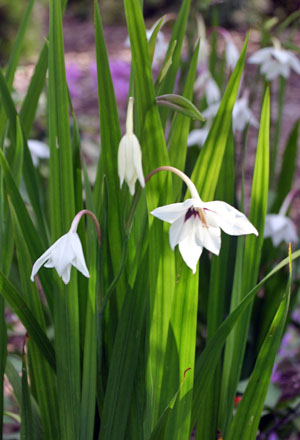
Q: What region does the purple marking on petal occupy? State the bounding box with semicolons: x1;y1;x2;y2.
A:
184;207;199;222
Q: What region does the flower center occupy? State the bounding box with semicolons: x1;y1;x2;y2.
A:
185;207;209;227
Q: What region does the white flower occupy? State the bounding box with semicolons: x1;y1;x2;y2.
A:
224;35;239;70
125;25;168;67
28;140;50;166
187;123;212;148
118;97;145;195
30;210;99;284
248;46;300;81
145;28;168;67
31;232;89;285
232;90;259;133
151;167;258;273
264;191;298;246
194;71;221;105
264;215;298;247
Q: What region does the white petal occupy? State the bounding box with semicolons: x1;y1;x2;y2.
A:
187;128;209;147
202;102;220;120
195;224;221;255
70;233;90;278
203;201;258;236
118;135;127;186
61;265;72;284
169;213;191;250
31;249;52;280
264;214;298;246
132;134;145;188
151;199;195;224
287;52;300;74
30;234;68;280
248;48;273;64
178;219;203;273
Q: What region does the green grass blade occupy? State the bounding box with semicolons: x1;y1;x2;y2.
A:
0;148;54;311
168;40;199;201
157;0;191;127
272;119;299;213
12;204;59;439
21;350;36;440
6;357;43;438
226;262;291;440
191;35;249;200
0;68;48;246
99;262;147;440
0;298;6;439
196;132;235;440
220;87;270;433
124;2;176;435
48;0;80;436
93;0;125;296
0;271;56;371
5;0;35;88
19;44;48;138
191;249;300;431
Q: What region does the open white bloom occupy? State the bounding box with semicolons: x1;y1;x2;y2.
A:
151;167;258;273
118;97;145;195
264;191;298;246
248;45;300;81
30;210;97;284
28;139;50;167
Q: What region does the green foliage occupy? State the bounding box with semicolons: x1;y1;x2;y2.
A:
1;1;299;439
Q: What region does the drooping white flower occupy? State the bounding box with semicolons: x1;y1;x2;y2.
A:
232;89;259;133
118;97;145;195
224;34;240;70
264;191;298;247
28;140;50;167
150;167;258;273
248;43;300;81
194;71;221;105
30;210;100;284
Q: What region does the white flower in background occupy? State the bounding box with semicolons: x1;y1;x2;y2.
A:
232;89;259;133
150;166;258;273
264;191;298;247
28;139;50;166
118;97;145;195
196;14;209;67
218;28;240;70
187;123;212;148
193;89;258;137
194;71;221;105
31;211;92;284
224;34;240;70
145;28;168;66
125;24;168;67
248;41;300;81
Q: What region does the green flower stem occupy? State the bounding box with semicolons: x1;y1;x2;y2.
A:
270;75;286;186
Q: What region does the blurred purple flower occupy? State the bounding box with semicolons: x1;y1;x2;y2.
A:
90;59;130;104
66;63;82;99
268;432;279;440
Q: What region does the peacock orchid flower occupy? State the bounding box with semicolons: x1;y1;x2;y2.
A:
31;210;101;285
118;97;145;196
149;166;258;273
